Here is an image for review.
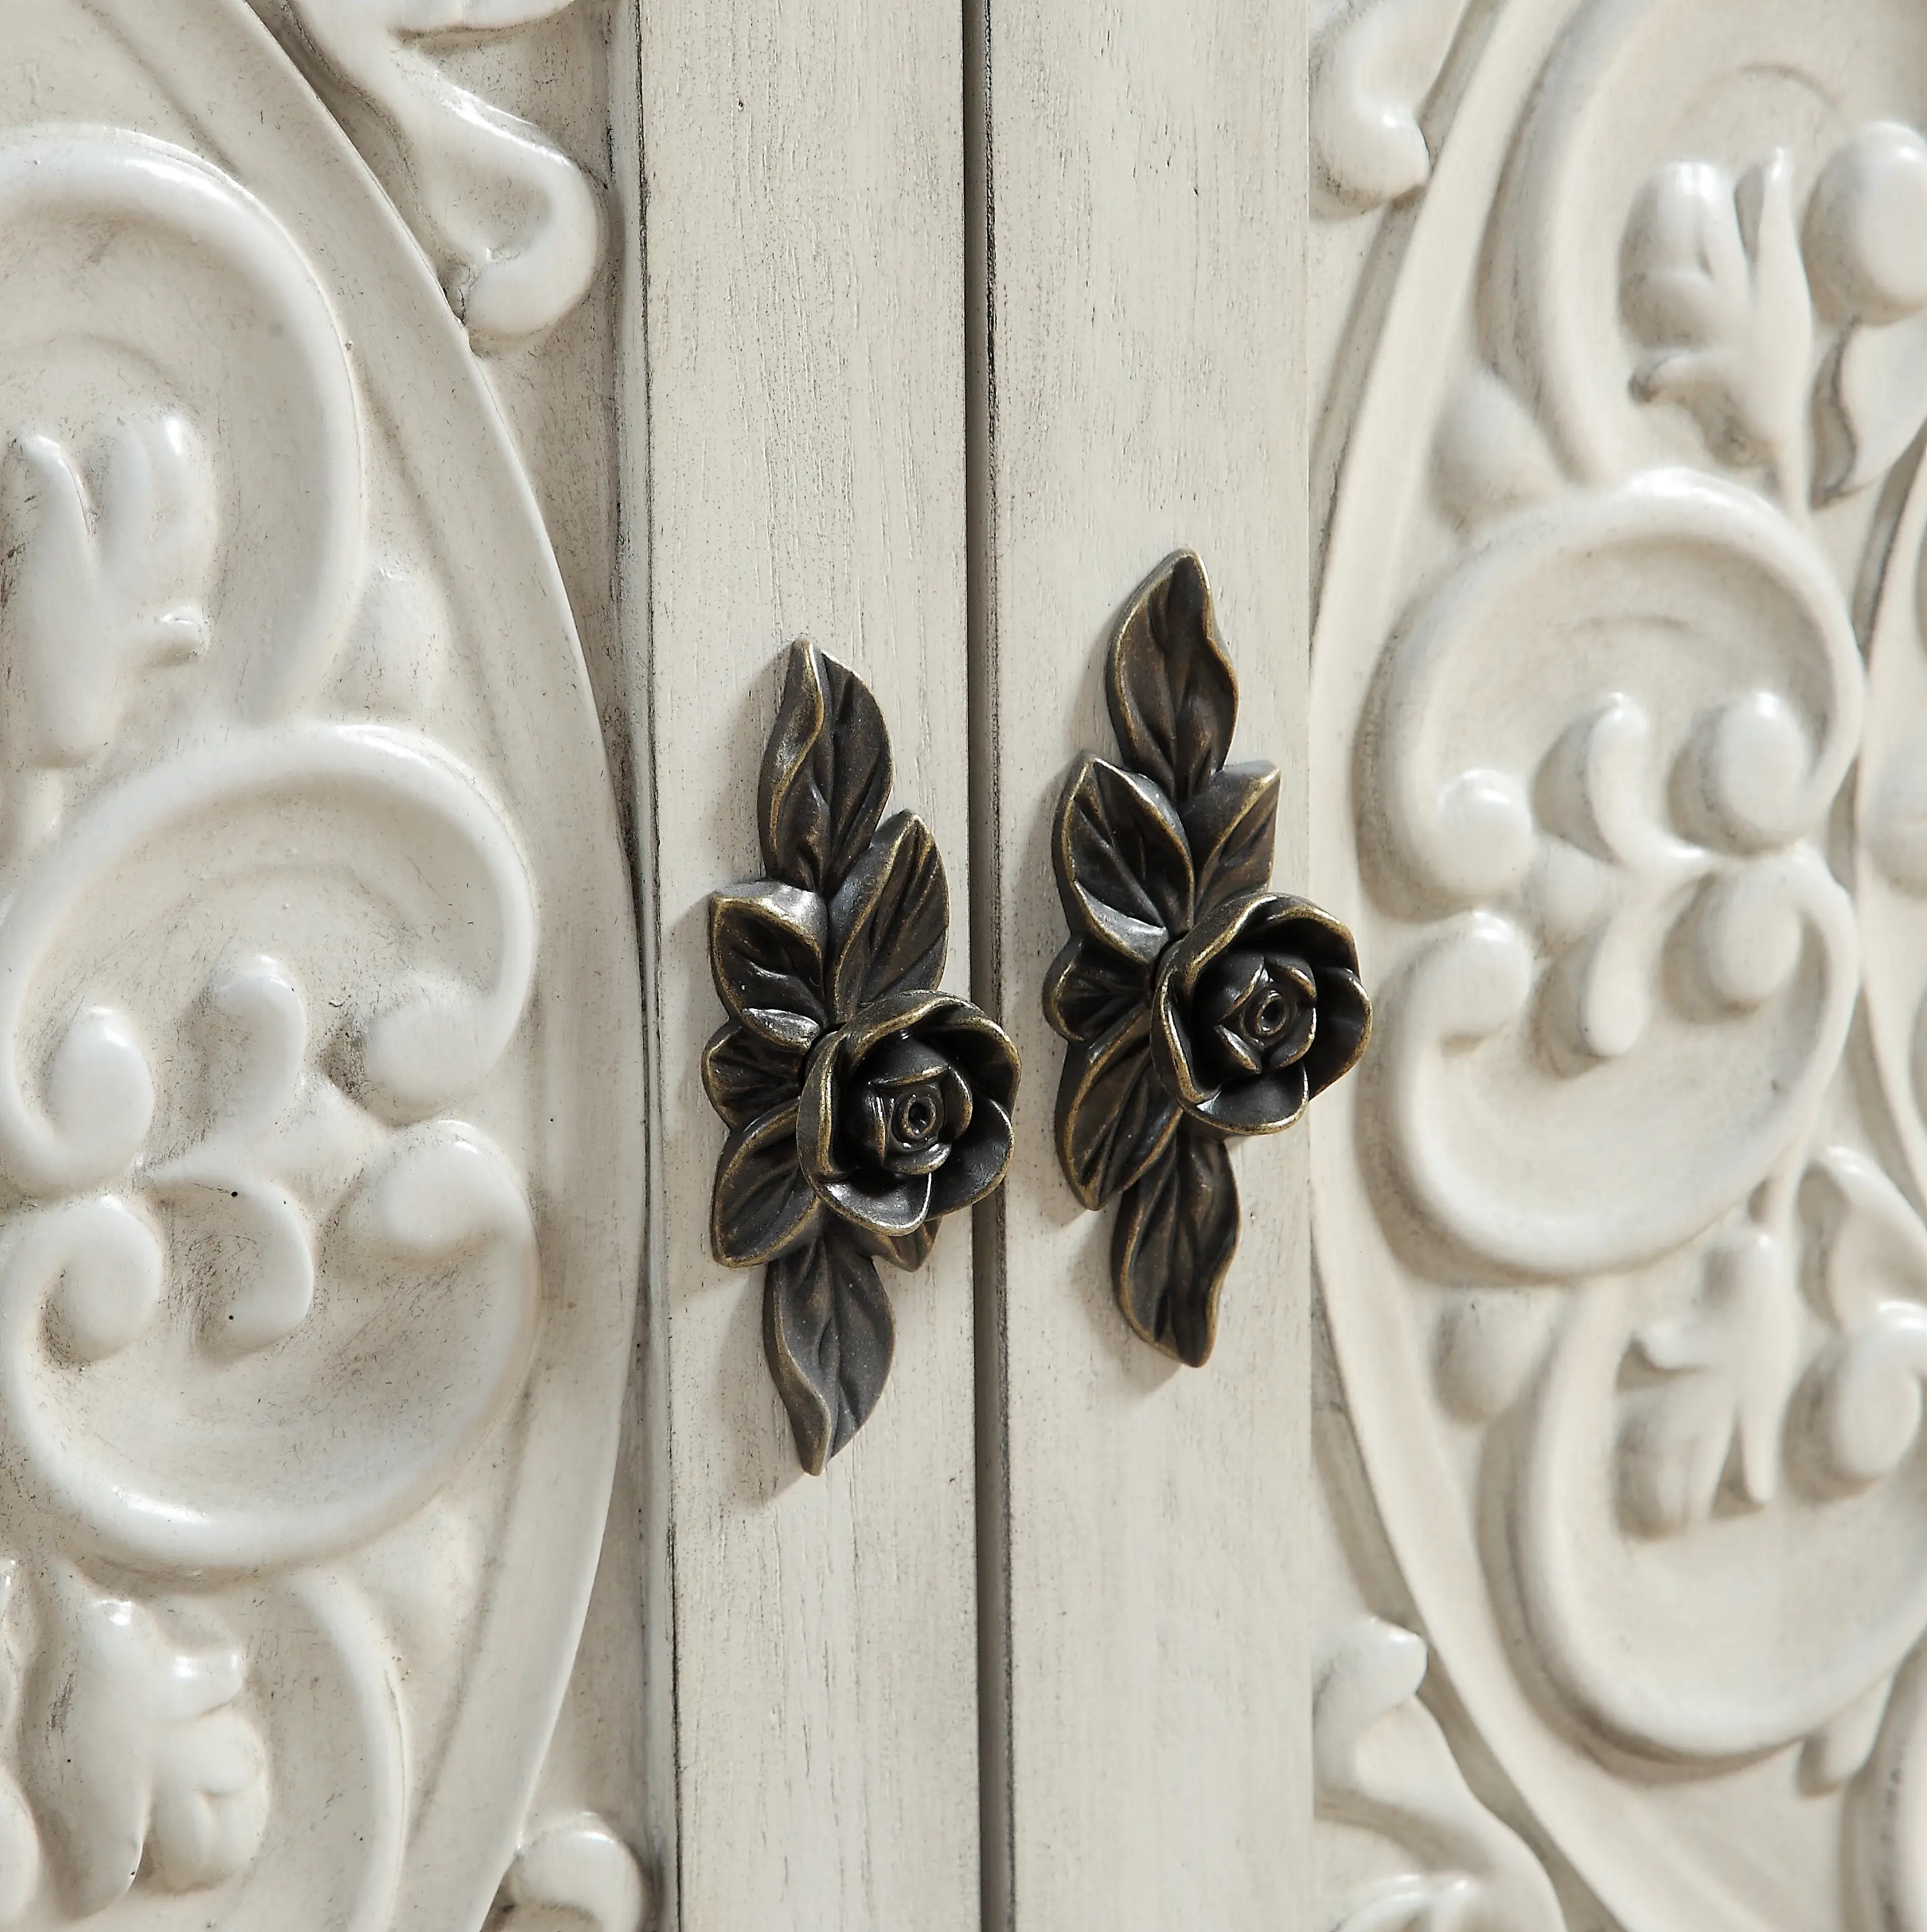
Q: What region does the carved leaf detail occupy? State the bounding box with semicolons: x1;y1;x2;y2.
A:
1316;1620;1566;1932
1055;1008;1181;1211
274;0;602;350
1622;151;1813;497
1312;0;1473;214
1182;760;1280;917
0;419;214;811
501;1814;648;1932
1802;1149;1927;1490
1618;1223;1798;1535
758;641;893;895
25;1580;269;1917
764;1226;895;1475
1112;1125;1238;1367
826;810;948;1020
1054;755;1196;967
1106;552;1238;807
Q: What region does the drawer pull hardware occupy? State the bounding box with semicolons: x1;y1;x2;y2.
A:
705;642;1020;1472
1045;553;1372;1366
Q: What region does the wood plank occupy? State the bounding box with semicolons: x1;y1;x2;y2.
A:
970;3;1312;1925
628;1;981;1925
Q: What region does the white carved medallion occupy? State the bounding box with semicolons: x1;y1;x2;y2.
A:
0;3;641;1925
1316;0;1927;1927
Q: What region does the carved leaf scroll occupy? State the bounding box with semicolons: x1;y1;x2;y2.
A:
269;0;602;352
1309;5;1927;1927
0;15;641;1913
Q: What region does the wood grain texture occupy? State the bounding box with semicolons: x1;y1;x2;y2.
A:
971;3;1312;1925
630;1;980;1926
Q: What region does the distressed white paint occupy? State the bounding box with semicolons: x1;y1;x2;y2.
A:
628;3;982;1928
971;4;1312;1927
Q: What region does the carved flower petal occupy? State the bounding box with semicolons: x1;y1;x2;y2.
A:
929;1097;1015;1219
1305;965;1373;1096
1043;936;1150;1045
818;1167;935;1239
1056;1008;1182;1209
702;1020;806;1131
711;1102;825;1266
916;999;1022;1117
709;881;829;1048
828;811;949;1020
846;1220;939;1273
1053;754;1196;967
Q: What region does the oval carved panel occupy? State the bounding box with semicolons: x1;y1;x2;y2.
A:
1315;0;1927;1927
0;3;641;1926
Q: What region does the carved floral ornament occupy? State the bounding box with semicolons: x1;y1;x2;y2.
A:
0;3;643;1923
1047;554;1371;1365
1311;0;1927;1927
705;644;1020;1473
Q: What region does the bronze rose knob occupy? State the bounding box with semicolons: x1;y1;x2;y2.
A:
706;642;1019;1472
1045;553;1371;1367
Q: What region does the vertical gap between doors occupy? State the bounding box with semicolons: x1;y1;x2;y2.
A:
963;1;1014;1927
611;1;684;1924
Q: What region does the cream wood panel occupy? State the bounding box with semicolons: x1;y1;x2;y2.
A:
625;2;983;1927
971;3;1312;1927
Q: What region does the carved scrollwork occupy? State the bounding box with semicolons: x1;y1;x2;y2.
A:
0;4;641;1919
259;0;604;352
1313;0;1927;1925
1316;1619;1566;1932
706;643;1019;1473
1048;553;1370;1365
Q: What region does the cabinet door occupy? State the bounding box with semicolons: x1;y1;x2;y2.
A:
1308;3;1927;1931
970;5;1315;1931
0;4;644;1929
626;3;985;1927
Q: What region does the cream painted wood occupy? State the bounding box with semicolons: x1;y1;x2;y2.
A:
971;4;1311;1927
627;4;982;1929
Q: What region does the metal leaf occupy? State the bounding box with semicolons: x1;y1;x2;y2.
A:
827;811;948;1020
700;1021;806;1131
1112;1126;1239;1367
708;881;829;1049
757;641;893;894
1183;760;1281;916
1056;1009;1181;1209
1042;937;1150;1046
1054;755;1195;967
710;1103;825;1267
764;1226;896;1473
1106;551;1239;805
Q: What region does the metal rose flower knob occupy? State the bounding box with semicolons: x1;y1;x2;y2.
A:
706;641;1020;1472
1046;552;1372;1367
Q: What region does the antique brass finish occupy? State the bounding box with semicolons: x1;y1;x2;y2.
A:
1044;553;1372;1367
706;642;1020;1472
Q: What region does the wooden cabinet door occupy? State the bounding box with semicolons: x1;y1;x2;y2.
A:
1308;4;1927;1931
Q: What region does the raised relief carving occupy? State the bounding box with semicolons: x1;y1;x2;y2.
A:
1313;0;1477;213
1046;554;1371;1365
1316;1619;1566;1932
705;643;1020;1472
496;1815;648;1932
262;0;603;352
1313;0;1927;1927
0;2;641;1922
